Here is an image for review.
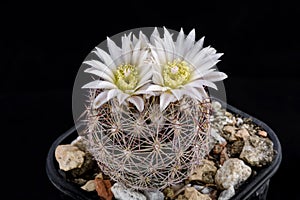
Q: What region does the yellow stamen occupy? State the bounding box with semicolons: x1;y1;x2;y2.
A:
115;64;138;92
163;59;190;88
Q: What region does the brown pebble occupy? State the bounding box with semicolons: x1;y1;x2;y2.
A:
235;128;250;139
223;126;236;135
257;130;267;137
95;178;113;200
209;189;218;200
213;144;224;154
220;147;229;165
213;142;227;154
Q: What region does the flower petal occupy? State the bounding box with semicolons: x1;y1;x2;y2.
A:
163;27;175;61
138;63;151;78
132;33;139;45
134;84;156;96
136;50;148;67
190;68;215;81
138;69;153;85
201;68;216;77
175;28;185;57
83;60;115;78
194;59;221;75
84;68;114;82
183;29;195;55
160;92;177;111
152;71;164;85
185;79;218;90
135;80;152;92
93;47;116;70
183;85;206;101
170;89;185;100
117;92;130;105
139;31;149;48
153;39;167;64
196;53;223;67
150;27;160;44
82;80;117;89
202;71;228;82
122;33;133;64
147;84;168;92
128;96;145;112
132;40;142;64
107;37;122;66
93;90;109;109
197;86;209;99
185;36;205;62
190;47;221;69
107;89;120;101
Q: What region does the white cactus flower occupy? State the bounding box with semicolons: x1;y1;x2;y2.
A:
147;27;228;111
82;32;152;112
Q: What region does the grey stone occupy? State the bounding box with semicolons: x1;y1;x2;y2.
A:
143;190;164;200
240;135;274;167
218;185;235;200
111;183;146;200
215;158;252;190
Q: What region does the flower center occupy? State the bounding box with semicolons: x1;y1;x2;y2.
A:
115;64;138;91
163;59;191;88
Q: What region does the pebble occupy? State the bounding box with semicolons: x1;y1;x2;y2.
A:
240;135;274;167
257;130;268;137
55;144;85;171
235;128;250;139
189;159;217;184
95;178;113;200
179;187;212;200
81;180;96;192
143;190;164;200
218;185;235;200
215;158;252;190
111;183;146;200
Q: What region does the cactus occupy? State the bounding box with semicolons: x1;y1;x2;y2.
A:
79;27;227;191
82;91;212;190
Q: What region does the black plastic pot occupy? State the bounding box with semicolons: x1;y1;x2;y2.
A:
46;100;282;200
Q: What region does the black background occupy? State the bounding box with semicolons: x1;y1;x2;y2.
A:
1;1;299;199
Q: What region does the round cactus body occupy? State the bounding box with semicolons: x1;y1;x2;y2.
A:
82;90;212;190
